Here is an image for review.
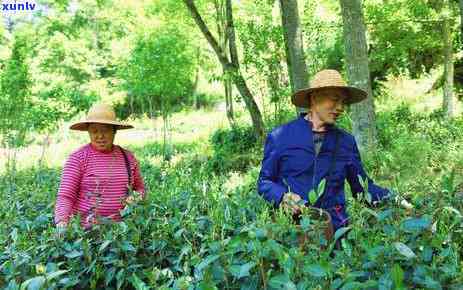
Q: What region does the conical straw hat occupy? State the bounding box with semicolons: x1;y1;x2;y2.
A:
70;103;133;131
292;69;367;108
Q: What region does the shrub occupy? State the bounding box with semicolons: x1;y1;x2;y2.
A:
208;125;262;173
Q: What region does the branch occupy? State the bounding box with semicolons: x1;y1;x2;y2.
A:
182;0;230;66
225;0;239;67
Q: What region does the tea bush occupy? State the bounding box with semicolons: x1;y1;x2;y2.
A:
208;125;262;173
1;107;463;289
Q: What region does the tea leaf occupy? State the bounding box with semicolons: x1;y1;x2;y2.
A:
197;281;218;290
391;264;404;289
229;262;255;279
129;273;149;290
99;240;111;253
340;282;365;290
268;274;297;290
309;190;318;205
394;242;416;259
195;254;221;274
46;270;69;280
400;217;431;233
334;227;351;241
64;250;82;259
20;276;45;290
443;206;462;218
365;192;372;204
304;264;327;278
423;276;442;289
317;178;326;196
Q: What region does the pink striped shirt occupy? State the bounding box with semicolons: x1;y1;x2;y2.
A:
54;143;145;227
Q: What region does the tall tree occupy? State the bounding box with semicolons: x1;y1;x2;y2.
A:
279;0;308;113
183;0;265;139
0;35;32;169
121;27;195;159
459;0;463;49
237;0;289;123
340;0;377;150
443;0;455;118
213;0;235;125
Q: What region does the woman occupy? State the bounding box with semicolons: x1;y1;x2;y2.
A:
54;103;145;229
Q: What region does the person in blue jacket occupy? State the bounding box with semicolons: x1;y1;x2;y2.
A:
257;69;410;231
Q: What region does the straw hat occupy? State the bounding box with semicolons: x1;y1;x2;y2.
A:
70;103;133;131
292;69;367;108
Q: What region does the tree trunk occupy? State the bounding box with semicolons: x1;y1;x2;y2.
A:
340;0;377;151
38;133;51;167
162;111;172;161
148;98;154;120
129;92;134;116
183;0;264;139
225;0;264;136
443;13;455;119
224;70;235;125
192;56;200;109
214;0;235;125
459;0;463;50
279;0;308;114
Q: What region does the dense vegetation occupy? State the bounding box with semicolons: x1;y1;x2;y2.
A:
1;105;463;289
1;0;463;289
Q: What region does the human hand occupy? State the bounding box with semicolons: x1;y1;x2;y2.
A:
281;192;305;215
376;191;413;210
125;192;142;205
55;221;67;238
394;195;413;210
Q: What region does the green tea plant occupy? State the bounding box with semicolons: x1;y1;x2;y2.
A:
1;106;463;289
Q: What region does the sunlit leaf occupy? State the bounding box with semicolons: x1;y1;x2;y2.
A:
229;262;255;279
304;264;327;278
394;242;416;259
20;276;45;290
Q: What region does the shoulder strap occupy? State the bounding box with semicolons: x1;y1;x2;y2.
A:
328;128;341;180
119;146;133;193
311;128;342;206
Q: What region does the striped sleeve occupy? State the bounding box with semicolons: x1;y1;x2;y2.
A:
131;154;146;197
54;151;83;224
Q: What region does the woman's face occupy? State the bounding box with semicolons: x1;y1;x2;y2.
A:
88;123;116;152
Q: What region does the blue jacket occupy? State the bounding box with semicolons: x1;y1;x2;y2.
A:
257;114;390;230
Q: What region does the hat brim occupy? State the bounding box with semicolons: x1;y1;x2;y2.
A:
291;86;367;108
70;120;134;131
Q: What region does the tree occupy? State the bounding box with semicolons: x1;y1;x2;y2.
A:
120;27;196;159
340;0;377;150
279;0;308;113
0;34;33;174
237;0;289;123
459;0;463;50
364;0;442;87
213;0;235;125
183;0;265;139
442;0;455;118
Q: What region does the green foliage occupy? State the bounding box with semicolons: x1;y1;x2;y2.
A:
1;126;462;288
308;178;327;205
301;1;344;74
208;125;262;173
376;103;463;149
364;0;459;83
118;26;195;118
0;34;33;148
236;0;290;122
